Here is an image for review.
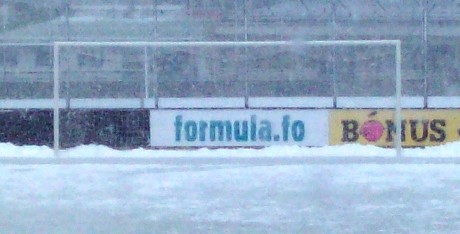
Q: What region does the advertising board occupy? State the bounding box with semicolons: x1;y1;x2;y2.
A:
329;109;460;147
150;109;329;147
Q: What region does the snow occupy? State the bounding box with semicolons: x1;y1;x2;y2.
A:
2;141;460;158
1;143;460;232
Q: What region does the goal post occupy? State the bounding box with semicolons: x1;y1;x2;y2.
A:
53;43;60;157
52;40;402;157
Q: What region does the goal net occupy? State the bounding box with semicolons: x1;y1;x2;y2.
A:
52;40;402;157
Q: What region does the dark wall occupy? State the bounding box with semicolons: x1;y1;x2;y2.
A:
0;110;53;146
0;110;149;148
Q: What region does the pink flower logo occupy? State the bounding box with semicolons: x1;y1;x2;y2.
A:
359;120;385;142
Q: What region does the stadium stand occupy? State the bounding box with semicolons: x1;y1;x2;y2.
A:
0;0;458;147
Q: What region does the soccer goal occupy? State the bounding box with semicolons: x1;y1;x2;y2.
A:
52;40;402;157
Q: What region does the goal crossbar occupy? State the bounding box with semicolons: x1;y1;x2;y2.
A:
53;40;402;158
54;40;401;47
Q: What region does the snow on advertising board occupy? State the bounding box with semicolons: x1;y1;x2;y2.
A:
329;109;460;147
150;110;329;147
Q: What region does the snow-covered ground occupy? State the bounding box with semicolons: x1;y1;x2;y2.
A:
1;143;460;233
3;141;460;158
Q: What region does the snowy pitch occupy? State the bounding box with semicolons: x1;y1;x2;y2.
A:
1;143;460;233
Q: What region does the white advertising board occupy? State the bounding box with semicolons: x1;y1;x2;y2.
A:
150;109;329;147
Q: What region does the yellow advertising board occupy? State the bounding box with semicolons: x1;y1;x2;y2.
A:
329;109;460;147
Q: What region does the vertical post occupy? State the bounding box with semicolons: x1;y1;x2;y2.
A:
153;0;158;39
243;0;249;108
2;1;6;33
65;1;70;40
53;43;60;157
422;0;428;108
2;45;5;78
234;0;238;41
234;0;241;105
153;0;159;108
1;1;5;80
395;41;403;157
64;1;71;108
151;47;158;108
331;0;338;108
143;46;149;106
